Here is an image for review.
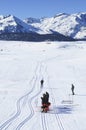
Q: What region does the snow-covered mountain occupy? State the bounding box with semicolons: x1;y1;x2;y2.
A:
0;15;37;33
0;13;86;40
0;15;74;41
25;12;86;40
24;17;40;24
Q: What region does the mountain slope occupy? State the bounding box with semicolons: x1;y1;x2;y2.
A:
0;15;74;41
0;15;37;33
0;13;86;40
25;12;86;39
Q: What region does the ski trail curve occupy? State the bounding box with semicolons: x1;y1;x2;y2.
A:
15;61;43;130
0;62;41;130
40;61;65;130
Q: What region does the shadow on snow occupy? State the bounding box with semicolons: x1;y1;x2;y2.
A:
49;105;73;114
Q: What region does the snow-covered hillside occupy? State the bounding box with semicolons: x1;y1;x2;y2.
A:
0;15;37;33
25;12;86;39
0;41;86;130
0;13;86;40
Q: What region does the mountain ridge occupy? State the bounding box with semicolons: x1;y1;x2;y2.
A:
0;13;86;41
25;12;86;40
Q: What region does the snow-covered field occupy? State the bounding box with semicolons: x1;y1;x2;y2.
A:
0;40;86;130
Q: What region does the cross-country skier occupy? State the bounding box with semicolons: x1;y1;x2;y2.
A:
45;92;49;104
71;84;75;95
40;79;44;87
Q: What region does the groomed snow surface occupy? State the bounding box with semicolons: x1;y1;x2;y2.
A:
0;41;86;130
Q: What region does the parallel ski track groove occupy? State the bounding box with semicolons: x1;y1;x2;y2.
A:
44;62;65;130
0;53;65;130
0;62;40;130
16;86;42;130
16;62;43;130
41;113;48;130
40;62;49;130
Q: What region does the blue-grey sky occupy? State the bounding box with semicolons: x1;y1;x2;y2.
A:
0;0;86;19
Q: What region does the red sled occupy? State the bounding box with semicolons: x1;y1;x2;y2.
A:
41;102;51;112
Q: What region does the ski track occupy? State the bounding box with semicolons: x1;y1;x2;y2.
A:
16;61;42;130
0;55;69;130
42;61;65;130
40;62;64;130
0;61;43;130
40;62;49;130
0;46;81;130
43;58;78;130
41;113;48;130
16;69;43;130
0;43;64;130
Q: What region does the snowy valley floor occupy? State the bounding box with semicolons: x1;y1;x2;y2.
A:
0;41;86;130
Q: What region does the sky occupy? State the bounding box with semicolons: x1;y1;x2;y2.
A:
0;0;86;19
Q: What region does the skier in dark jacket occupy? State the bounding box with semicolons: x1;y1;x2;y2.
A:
45;92;49;104
40;79;44;87
41;92;50;112
71;84;75;95
41;93;46;105
41;93;46;112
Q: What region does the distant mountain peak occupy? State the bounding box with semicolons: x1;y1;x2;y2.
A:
24;17;40;24
0;14;37;33
24;12;86;39
54;13;69;18
0;13;86;40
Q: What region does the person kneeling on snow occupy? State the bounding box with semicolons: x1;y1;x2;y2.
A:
41;92;51;112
